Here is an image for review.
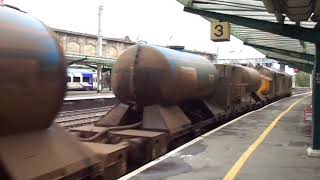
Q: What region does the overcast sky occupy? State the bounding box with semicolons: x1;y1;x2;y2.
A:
6;0;265;59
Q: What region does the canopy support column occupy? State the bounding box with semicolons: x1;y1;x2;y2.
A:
292;74;296;88
310;72;313;89
308;23;320;156
97;64;103;93
109;69;112;91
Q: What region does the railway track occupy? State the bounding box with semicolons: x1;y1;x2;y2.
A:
55;106;114;128
292;87;311;95
56;88;309;128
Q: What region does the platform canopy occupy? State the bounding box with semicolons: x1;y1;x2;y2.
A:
177;0;320;72
65;53;116;67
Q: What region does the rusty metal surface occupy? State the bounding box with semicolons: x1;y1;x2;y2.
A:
110;129;166;138
210;64;262;109
112;44;218;105
110;130;168;165
215;64;261;93
71;125;108;133
0;124;100;180
83;142;128;159
96;103;130;127
83;142;128;180
0;6;66;136
239;65;262;92
142;105;191;133
258;66;292;99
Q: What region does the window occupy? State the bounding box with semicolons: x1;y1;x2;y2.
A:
83;77;90;82
73;77;81;82
83;44;96;56
67;76;71;82
67;41;80;54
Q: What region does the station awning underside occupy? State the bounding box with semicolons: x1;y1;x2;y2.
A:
65;53;116;67
177;0;319;72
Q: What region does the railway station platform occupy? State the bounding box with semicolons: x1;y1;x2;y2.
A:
62;90;117;111
64;90;115;101
119;92;319;180
63;87;308;101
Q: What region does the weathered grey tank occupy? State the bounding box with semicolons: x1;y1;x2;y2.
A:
112;44;219;105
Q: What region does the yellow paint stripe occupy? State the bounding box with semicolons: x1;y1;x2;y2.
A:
223;95;310;180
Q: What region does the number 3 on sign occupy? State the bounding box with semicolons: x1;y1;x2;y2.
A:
211;22;230;42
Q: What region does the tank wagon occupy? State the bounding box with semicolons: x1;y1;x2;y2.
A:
112;44;218;106
1;6;292;180
0;5;101;180
258;66;292;100
71;45;290;179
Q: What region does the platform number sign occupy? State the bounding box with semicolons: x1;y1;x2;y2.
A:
210;22;230;42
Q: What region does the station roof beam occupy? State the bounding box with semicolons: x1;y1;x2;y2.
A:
178;0;319;70
244;42;315;62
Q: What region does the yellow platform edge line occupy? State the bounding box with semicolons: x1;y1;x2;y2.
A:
223;95;311;180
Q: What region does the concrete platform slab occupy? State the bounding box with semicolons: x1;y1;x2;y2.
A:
120;93;319;180
64;91;115;100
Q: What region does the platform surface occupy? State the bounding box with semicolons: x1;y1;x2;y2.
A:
64;90;115;100
121;93;320;180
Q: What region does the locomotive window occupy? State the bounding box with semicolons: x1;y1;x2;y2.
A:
83;77;90;82
67;76;71;82
74;77;81;82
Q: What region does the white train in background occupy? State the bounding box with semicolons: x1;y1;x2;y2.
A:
67;68;97;90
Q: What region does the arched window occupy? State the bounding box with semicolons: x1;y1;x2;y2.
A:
84;44;96;56
107;46;118;57
66;41;80;54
